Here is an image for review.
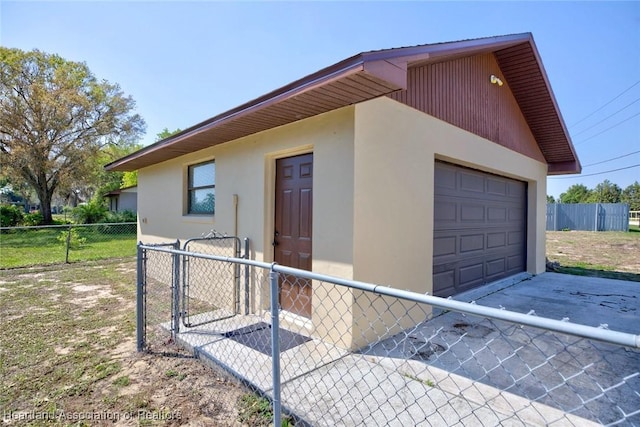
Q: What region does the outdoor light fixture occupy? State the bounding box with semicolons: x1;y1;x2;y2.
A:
490;74;504;86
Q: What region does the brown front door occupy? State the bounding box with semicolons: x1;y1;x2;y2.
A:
274;153;313;318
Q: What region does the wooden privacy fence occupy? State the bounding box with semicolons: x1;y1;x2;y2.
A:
546;203;630;231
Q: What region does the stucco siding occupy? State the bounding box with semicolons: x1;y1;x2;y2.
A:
138;107;354;262
137;96;548;351
351;97;547;348
137;107;356;340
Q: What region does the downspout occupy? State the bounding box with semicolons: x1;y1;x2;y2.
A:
233;194;239;237
233;194;240;314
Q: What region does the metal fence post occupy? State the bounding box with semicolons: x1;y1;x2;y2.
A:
136;243;145;352
65;224;72;263
269;268;282;427
234;238;241;314
172;240;181;338
244;238;250;315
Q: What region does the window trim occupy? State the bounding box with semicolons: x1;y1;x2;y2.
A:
187;160;215;215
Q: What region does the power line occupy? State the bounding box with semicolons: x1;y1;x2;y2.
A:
574;111;640;145
583;150;640;168
549;163;640;179
570;80;640;128
572;97;640;137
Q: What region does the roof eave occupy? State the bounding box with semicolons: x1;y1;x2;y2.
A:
548;161;582;175
105;33;580;173
105;56;371;172
525;38;581;173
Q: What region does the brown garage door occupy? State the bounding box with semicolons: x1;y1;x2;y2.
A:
433;161;527;297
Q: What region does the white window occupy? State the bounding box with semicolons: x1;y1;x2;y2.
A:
187;161;215;214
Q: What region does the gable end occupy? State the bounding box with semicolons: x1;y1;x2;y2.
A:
388;52;546;164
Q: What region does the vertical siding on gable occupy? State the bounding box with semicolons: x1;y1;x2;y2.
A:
388;53;546;163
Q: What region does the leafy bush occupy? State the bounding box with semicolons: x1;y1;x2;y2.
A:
56;228;86;249
23;212;44;226
105;210;137;223
72;200;107;224
0;204;24;227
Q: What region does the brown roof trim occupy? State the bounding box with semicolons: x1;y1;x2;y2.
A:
105;57;371;171
103;185;137;197
495;37;581;174
548;161;582;175
106;33;580;174
361;33;533;64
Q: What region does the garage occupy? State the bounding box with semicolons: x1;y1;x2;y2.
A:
433;161;527;297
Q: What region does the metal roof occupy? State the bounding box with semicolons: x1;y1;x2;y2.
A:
106;33;580;174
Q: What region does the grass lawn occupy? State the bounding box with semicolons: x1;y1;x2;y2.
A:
0;225;136;269
0;260;247;425
546;227;640;281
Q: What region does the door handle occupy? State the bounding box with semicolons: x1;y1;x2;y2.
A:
273;230;279;246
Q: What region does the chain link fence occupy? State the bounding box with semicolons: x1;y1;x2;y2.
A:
138;242;640;426
182;234;242;328
0;222;137;268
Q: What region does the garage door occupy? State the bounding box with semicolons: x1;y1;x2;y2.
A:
433;161;527;297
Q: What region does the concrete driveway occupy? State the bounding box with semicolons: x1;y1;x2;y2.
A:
176;272;639;426
363;272;640;426
451;272;638;334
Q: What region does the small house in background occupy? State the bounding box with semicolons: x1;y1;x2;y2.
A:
104;185;137;213
106;33;580;349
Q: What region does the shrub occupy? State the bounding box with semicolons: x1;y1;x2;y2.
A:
57;228;86;249
0;204;24;227
105;210;137;223
72;200;107;224
23;212;44;226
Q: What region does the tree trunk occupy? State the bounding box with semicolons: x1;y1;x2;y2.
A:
35;185;54;224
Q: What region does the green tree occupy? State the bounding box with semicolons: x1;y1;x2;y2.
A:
92;142;142;198
121;171;138;188
546;195;555;204
558;184;591;204
586;179;621;203
115;128;181;189
621;181;640;210
0;47;145;224
156;127;182;141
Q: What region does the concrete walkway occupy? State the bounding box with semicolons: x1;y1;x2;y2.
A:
172;273;639;426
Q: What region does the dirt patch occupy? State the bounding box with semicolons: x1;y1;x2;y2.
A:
69;284;115;308
546;230;640;280
98;339;246;427
0;260;254;427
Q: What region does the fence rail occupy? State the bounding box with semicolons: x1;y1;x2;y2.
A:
546;203;630;231
0;222;137;268
138;242;640;426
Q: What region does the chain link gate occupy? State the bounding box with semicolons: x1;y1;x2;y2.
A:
182;233;243;328
137;232;248;352
136;240;181;352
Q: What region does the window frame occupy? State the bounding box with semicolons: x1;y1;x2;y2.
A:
187;160;216;215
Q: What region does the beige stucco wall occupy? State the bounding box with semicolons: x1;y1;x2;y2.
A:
137;107;356;342
137;96;548;351
351;97;547;348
